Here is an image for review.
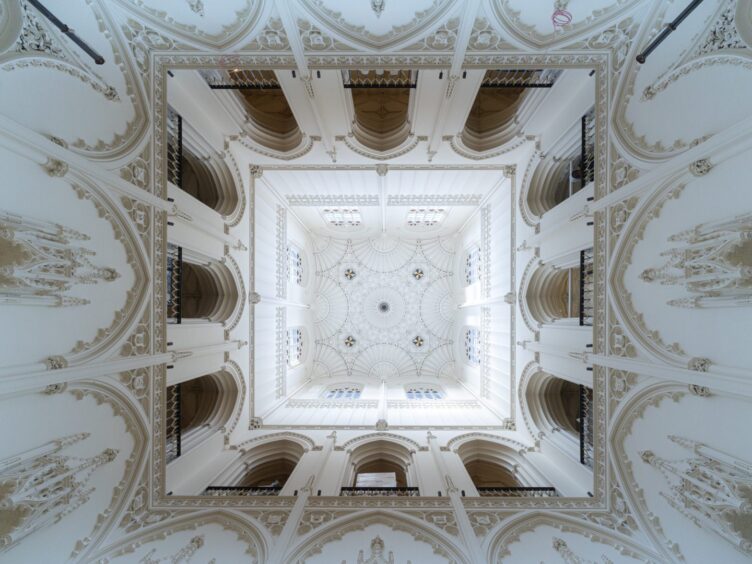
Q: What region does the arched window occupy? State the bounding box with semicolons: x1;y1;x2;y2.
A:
165;371;239;463
342;439;418;495
406;208;445;229
286;327;304;367
464;327;481;365
323;385;362;399
204;439;306;496
405;385;444;400
456;439;556;496
287;244;304;286
525;372;593;468
464;244;481;286
322;208;362;228
166;246;240;325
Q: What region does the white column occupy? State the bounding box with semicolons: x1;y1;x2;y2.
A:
268;475;316;564
426;432;484;564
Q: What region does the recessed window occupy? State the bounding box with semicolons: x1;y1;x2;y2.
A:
323;208;362;227
324;386;362;399
464;244;481;286
405;386;444;400
286;327;304;367
464;327;481;365
287;245;303;286
406;208;445;228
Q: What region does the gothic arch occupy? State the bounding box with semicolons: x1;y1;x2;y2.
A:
174;370;240;455
211;439;306;489
524;263;579;325
344;439;416;489
88;510;268;563
178;257;240;324
284;509;472;564
454;439;540;490
486;511;661;563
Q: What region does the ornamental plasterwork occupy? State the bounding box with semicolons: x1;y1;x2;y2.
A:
312;237;454;381
610;181;694;365
399;17;459;52
338;132;423;162
114;0;264;50
640;435;752;557
2;1;118;101
610;384;694;561
287;194;380;206
275;306;287;399
296;508;358;535
275;205;287;299
298;18;352;52
387;194;483;206
46;182;150;365
285;398;379;409
2;2;149;159
297;0;457;51
386;400;481;409
286;512;469;564
611;4;743;160
0;432;116;555
489;0;642;49
488;513;660;563
666;2;748;80
233;130;316;160
240;17;290;51
0;209;119;307
92;511;264;562
63;381;149;561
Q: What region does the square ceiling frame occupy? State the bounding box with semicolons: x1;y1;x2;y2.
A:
149;51;610;513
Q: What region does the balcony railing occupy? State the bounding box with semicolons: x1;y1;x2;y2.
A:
203;486;282;496
579;247;594;327
199;69;282;90
580;107;595;186
477;487;558;497
480;68;561;89
166;244;183;324
340;487;420;497
167;107;182;188
165;383;181;463
579;385;594;469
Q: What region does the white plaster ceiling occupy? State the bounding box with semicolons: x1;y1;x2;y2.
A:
262;169;505;238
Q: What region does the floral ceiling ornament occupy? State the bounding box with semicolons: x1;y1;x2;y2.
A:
344;335;356;347
344;268;357;280
358;535;394;564
413;335;424;348
413;268;424;280
371;0;386;19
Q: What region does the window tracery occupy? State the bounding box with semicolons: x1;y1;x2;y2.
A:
406;208;445;228
464;327;481;365
323;208;362;228
286;327;304;367
324;385;362;399
405;386;444;400
464;244;481;286
287;244;304;286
